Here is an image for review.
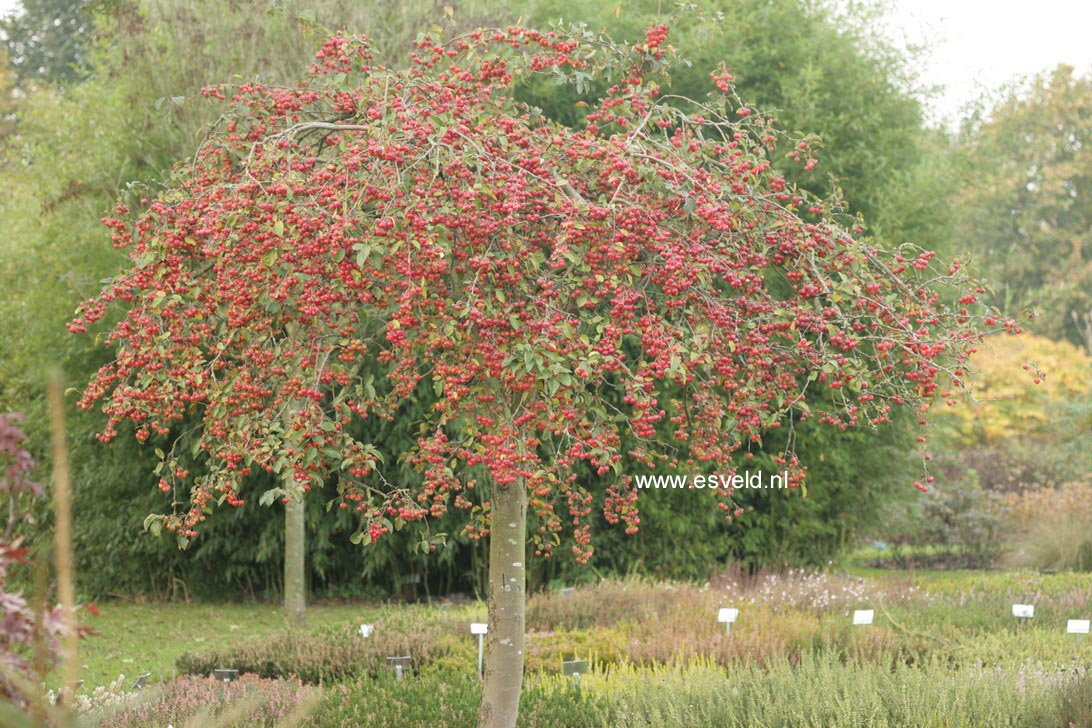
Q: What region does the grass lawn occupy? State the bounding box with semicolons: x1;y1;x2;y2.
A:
69;567;1092;689
68;602;374;690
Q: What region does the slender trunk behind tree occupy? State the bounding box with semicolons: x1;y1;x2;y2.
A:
477;477;527;728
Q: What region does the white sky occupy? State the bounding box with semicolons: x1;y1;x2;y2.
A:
1;0;1090;126
880;0;1092;124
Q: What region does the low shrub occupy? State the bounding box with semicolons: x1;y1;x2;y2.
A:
526;578;691;631
878;475;1008;569
1056;668;1092;728
89;674;318;727
311;672;608;727
175;617;463;684
527;570;930;670
523;627;628;674
527;569;921;632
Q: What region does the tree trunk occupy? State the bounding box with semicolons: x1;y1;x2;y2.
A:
284;491;306;628
282;404;306;628
477;477;527;728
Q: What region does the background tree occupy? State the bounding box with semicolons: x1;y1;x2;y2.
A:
0;50;15;143
516;0;933;235
71;25;987;725
954;65;1092;352
870;333;1091;571
931;334;1091;492
0;0;92;87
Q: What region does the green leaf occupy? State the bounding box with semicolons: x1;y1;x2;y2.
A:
143;514;163;537
353;243;372;267
259;488;284;507
273;219;285;237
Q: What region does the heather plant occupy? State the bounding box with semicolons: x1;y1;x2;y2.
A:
312;656;1085;727
43;674;133;716
314;672;606;728
1058;669;1092;728
927;570;1092;623
712;567;923;612
522;628;627;674
527;578;703;631
170;569;1091;693
577;657;1083;727
175;617;467;684
527;568;922;631
90;674;318;728
527;571;936;667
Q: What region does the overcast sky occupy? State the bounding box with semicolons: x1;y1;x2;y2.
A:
2;0;1090;126
881;0;1092;124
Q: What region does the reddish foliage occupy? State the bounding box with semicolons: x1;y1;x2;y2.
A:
0;413;71;704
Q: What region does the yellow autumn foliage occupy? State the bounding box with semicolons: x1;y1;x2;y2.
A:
936;334;1091;447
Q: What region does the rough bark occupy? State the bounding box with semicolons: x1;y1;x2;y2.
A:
476;476;527;728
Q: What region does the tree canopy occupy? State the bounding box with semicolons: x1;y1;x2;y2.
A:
0;0;91;87
954;65;1092;353
73;26;986;548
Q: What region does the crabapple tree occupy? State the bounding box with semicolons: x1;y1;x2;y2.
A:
72;25;990;727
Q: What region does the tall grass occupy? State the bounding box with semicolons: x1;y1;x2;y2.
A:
1005;479;1092;572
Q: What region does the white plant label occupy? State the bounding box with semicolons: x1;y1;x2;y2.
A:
471;622;489;635
1012;604;1034;618
717;608;739;623
1067;619;1090;634
852;609;874;625
359;624;374;638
